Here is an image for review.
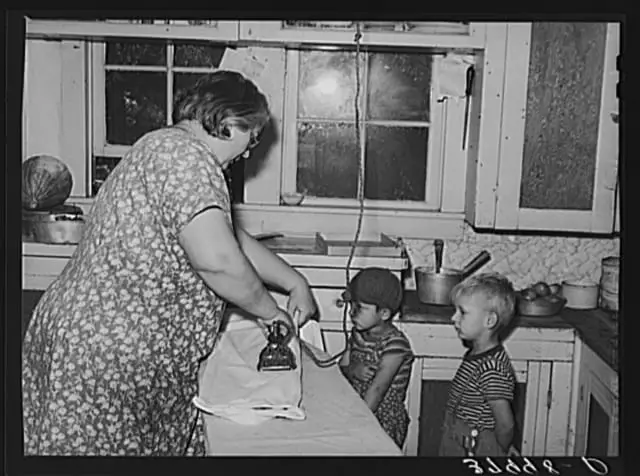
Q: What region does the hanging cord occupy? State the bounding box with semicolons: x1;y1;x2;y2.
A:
344;22;366;340
299;23;365;368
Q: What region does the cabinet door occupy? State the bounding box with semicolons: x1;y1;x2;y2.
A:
417;358;529;456
476;22;619;233
585;371;619;457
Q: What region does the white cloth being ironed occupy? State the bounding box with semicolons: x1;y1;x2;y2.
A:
193;314;305;425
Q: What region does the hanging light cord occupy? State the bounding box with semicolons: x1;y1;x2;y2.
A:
300;23;365;368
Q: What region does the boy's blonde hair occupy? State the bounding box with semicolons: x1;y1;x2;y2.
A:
450;272;516;332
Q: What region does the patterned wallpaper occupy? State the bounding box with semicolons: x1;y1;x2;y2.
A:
402;223;620;291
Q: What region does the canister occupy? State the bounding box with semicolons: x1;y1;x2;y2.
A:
599;256;619;312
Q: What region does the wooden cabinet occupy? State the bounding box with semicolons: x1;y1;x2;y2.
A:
470;22;620;233
398;322;576;456
239;21;487;49
572;337;618;456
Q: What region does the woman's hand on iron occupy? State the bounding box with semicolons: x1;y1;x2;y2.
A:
286;280;317;327
258;307;295;337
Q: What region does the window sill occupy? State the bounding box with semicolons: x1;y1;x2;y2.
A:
235;203;465;240
66;197;466;240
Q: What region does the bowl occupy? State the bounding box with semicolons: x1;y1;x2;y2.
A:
561;280;599;310
517;293;566;317
280;192;305;206
23;209;85;244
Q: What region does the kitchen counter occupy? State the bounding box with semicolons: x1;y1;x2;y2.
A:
400;291;618;372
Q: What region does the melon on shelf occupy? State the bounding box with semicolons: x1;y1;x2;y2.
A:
22;155;73;211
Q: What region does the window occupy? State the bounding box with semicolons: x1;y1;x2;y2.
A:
91;40;245;201
282;48;444;210
86;31;469;238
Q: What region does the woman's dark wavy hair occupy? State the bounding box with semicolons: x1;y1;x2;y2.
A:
172;70;270;140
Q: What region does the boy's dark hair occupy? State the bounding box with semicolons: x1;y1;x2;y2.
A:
343;267;403;315
173;70;270;141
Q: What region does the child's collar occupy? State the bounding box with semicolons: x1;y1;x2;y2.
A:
464;343;503;360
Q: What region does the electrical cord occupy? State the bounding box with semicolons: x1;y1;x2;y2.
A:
299;22;366;368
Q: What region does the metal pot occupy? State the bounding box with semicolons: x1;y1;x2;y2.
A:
22;206;85;244
415;250;491;305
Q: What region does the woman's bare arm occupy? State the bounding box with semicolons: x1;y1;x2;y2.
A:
178;207;279;321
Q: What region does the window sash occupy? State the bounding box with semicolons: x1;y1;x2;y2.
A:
281;49;444;211
91;41;221;157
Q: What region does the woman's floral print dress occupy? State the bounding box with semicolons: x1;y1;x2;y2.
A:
22;127;232;456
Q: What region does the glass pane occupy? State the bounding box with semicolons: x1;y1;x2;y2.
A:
174;73;209;103
367;52;432;121
365;125;427;201
296;122;358;198
106;72;167;146
299;50;364;120
105;41;166;66
519;22;606;210
174;43;225;68
92;156;122;196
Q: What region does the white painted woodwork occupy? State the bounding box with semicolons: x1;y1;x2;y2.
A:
239;47;286;205
239;21;488;49
439;95;467;213
545;361;573;455
23;39;88;197
465;23;508;227
477;22;620;233
398;322;574;361
26;18;240;42
234;205;466;240
494;23;531;229
572;337;618;456
404;358;423;456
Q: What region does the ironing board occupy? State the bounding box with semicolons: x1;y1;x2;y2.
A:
200;344;403;456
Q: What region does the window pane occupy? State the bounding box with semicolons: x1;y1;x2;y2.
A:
174;43;225;67
297;122;358;198
92;156;122;196
105;41;166;66
299;50;364;120
106;72;166;145
367;52;432;121
365;125;428;201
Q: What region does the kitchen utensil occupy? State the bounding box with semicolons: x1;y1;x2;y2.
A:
415;250;492;305
462;65;475;150
599;256;619;312
562;280;599;310
434;239;444;273
257;320;298;372
22;205;85;244
517;294;566;317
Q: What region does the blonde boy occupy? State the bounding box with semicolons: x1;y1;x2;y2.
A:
439;272;517;456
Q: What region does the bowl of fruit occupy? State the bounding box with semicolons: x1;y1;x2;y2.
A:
517;282;567;317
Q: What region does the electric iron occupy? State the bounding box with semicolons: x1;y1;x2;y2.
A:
257;320;298;372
